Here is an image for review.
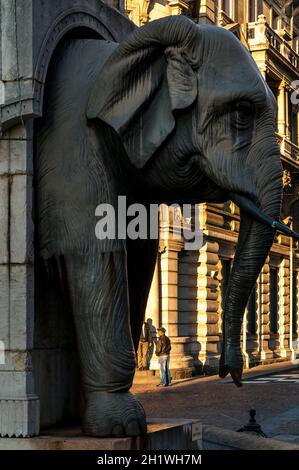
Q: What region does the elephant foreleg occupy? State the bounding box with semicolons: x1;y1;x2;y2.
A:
61;250;147;437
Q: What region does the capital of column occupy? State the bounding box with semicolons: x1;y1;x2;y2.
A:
159;236;185;255
278;80;286;91
167;0;189;16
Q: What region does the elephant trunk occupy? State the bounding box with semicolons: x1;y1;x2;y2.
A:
220;153;283;387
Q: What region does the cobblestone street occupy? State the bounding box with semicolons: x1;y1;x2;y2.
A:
133;362;299;444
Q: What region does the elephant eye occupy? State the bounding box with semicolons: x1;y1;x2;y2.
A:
231;101;254;130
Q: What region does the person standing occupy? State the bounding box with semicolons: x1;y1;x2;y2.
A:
137;321;152;370
155;327;171;386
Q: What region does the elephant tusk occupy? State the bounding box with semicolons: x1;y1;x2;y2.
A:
228;192;299;240
271;220;299;240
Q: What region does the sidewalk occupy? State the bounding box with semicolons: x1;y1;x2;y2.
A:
132;360;299;443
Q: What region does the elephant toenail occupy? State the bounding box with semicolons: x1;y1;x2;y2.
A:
111;424;124;437
126;420;140;436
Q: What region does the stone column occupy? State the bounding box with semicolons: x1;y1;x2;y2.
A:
278;258;291;358
285;87;291;140
145;259;160;330
160;240;194;376
0;122;39;437
196;240;221;371
145;258;161;371
159;206;194;378
242;307;250;369
277;81;287;137
258;258;272;361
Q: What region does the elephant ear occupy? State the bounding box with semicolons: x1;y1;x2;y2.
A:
86;16;201;168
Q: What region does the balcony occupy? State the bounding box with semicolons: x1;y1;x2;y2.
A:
248;15;299;71
217;9;234;27
277;133;299;163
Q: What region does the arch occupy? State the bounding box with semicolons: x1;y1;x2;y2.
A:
33;9;122;118
32;9;129;428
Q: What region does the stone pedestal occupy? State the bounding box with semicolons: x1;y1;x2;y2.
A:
0;419;202;451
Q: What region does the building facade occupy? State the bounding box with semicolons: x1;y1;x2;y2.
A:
122;0;299;376
0;0;297;438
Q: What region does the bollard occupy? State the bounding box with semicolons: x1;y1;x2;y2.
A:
237;409;267;437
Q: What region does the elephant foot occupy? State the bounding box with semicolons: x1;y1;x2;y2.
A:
219;363;229;379
219;351;229;378
218;348;243;387
219;364;243;387
82;391;147;437
228;365;243;387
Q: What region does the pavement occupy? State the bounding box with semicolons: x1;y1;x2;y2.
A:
132;360;299;444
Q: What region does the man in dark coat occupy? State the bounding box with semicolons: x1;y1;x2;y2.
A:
137;321;152;370
155;327;172;386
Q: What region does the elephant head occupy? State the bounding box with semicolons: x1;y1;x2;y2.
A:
87;16;299;386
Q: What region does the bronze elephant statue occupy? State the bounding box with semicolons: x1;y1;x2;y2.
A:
36;15;298;437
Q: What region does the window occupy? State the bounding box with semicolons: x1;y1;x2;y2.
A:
272;10;279;29
249;0;255;21
222;0;231;15
266;76;279;104
288;99;298;147
266;77;279;131
234;0;239;21
293;271;298;339
248;0;263;22
247;284;257;335
221;0;239;20
270;268;278;334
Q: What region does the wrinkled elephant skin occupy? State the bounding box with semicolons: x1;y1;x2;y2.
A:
36;16;286;437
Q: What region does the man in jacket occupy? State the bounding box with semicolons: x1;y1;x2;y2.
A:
155;327;172;386
137;320;152;370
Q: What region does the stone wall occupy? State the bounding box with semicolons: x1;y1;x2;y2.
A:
0;0;134;437
0;122;38;437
